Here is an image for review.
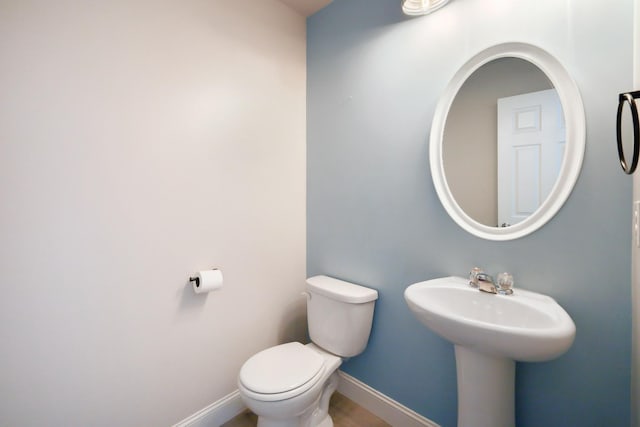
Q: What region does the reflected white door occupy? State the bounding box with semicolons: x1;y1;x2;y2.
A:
497;89;565;227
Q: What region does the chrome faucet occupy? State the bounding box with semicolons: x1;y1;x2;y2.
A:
469;267;515;295
476;273;497;294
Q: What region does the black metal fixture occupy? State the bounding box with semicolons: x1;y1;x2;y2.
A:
617;90;640;174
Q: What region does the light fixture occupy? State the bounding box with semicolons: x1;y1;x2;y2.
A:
402;0;451;16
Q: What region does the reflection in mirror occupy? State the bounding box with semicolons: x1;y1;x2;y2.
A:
443;58;563;227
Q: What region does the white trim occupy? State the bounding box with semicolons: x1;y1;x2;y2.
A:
633;4;640;427
172;390;246;427
337;371;440;427
173;372;439;427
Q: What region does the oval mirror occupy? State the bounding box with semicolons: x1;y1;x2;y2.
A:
430;42;585;240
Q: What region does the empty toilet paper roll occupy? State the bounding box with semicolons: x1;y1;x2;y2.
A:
191;269;223;294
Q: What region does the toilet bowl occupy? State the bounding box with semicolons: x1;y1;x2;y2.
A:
237;275;378;427
238;343;341;427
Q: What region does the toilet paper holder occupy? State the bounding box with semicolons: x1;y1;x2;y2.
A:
189;268;224;294
189;268;220;289
189;276;201;288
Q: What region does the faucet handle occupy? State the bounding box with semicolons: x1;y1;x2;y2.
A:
497;272;514;295
469;267;483;288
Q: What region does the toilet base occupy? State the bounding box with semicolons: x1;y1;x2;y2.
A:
315;415;333;427
255;369;339;427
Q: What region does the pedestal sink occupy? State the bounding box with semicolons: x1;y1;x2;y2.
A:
404;276;575;427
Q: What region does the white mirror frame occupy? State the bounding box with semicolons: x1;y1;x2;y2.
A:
430;42;585;241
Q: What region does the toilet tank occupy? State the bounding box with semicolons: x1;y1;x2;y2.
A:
306;275;378;357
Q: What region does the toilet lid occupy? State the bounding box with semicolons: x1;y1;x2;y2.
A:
239;342;324;394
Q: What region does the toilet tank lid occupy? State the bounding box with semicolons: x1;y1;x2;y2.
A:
306;275;378;303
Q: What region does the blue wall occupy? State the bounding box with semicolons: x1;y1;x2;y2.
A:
307;0;633;426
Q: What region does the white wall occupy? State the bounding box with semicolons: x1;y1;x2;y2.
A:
0;1;306;425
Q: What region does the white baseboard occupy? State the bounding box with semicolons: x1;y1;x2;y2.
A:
172;390;246;427
173;370;439;427
337;370;440;427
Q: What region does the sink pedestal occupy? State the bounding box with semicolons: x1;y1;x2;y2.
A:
455;345;515;427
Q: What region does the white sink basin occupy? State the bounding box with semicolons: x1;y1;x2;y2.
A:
405;276;575;361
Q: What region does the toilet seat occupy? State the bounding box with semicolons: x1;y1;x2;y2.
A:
239;342;326;402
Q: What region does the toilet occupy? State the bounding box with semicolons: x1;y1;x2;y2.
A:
237;275;378;427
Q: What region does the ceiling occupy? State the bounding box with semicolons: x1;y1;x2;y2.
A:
278;0;333;17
